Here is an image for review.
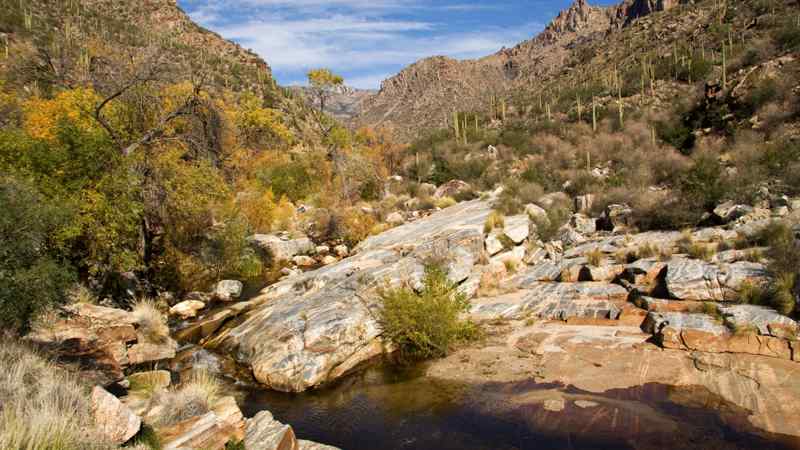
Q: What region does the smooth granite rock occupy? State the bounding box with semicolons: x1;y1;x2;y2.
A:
205;199;493;392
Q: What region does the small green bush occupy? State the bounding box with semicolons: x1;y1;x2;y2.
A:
494;180;545;215
534;205;571;243
256;160;316;203
379;265;480;359
773;20;800;52
656;119;695;154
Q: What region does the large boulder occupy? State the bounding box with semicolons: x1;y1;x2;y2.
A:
169;300;206;319
597;204;633;232
213;280;243;302
713;201;753;224
244;411;297;450
503;215;531;244
662;259;769;301
91;386;141;444
158;412;231;450
433;180;471;198
205;199;493;392
249;234;315;263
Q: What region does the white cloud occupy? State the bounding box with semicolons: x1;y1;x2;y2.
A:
181;1;539;88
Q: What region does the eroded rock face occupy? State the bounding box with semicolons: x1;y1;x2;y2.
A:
26;303;173;383
206;199;493;392
470;281;628;321
244;411;298;450
643;311;798;361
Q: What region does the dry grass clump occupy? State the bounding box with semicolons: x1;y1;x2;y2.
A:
586;248;604;267
677;231;715;262
0;339;113;450
150;370;222;428
484;211;505;234
132;299;170;344
503;257;521;274
434;196;457;209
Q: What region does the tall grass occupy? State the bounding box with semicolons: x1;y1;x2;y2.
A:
149;370;222;428
0;339;113;450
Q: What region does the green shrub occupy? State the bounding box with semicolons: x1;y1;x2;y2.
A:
773;20;800;52
678;153;729;211
256;160;316;202
534;205;571;243
656;119;695;154
379;265;480;359
494;180;545;215
0;176;76;334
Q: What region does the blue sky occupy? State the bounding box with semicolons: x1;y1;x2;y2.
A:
178;0;617;89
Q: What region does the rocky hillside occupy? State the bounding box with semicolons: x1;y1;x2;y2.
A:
1;0;277;96
288;85;377;122
354;0;683;139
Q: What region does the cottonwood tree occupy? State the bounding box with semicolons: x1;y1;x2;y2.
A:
306;68;353;197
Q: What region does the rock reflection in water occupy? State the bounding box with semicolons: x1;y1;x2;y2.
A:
238;363;799;450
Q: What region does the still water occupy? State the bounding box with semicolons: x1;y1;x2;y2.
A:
235;361;799;450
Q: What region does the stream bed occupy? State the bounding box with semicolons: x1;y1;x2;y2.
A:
231;360;800;450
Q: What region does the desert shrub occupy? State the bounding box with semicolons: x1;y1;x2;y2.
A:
434;196;457;209
66;284;97;305
678;152;730;211
494;180;545;215
636;243;659;260
773;19;800;52
741;221;798;316
564;171;601;197
656;118;695;154
534;205;571;243
586;248;603;266
256;159;316;203
0;175;76;334
745;78;780;111
327;207;378;247
520;161;565;193
379;265;480;360
0;339;113;450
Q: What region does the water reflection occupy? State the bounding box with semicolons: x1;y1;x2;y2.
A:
237;362;800;450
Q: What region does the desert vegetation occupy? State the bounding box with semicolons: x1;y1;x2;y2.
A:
379;265;480;360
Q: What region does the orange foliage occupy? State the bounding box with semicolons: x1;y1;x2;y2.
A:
23;88;100;141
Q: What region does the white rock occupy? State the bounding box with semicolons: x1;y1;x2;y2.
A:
169;300;206;319
214;280;243;302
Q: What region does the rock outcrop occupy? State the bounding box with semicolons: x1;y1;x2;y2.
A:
91;386;141;444
205;199;493;392
27;303;177;384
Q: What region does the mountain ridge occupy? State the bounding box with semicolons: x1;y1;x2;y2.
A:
352;0;682;138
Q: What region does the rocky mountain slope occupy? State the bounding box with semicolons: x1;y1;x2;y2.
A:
288;85;377;122
354;0;682;138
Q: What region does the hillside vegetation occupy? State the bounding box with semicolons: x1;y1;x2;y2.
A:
0;0;407;331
